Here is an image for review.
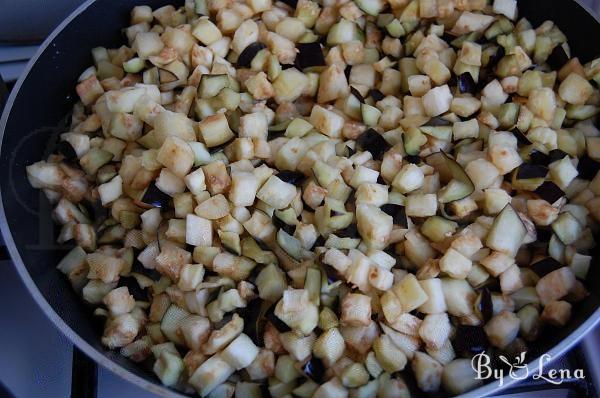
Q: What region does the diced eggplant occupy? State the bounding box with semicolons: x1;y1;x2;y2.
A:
296;42;326;70
350;86;365;103
576;155;600;180
356;129;390;160
534;181;565;204
276;170;306;186
548;149;570;164
237;42;267;68
368;89;385;101
516;164;548;179
380;204;408;228
486;204;526;256
453;325;489;357
551;211;583;245
475;288;493;322
458;72;477;94
302;357;327;383
512;128;532;146
438;152;475;203
141;182;172;208
531;257;563;278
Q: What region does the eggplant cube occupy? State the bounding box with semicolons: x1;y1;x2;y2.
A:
256;175;297;209
392;274;428;312
157;136;195;177
229;171;260;207
439;248;472;279
536;267;576;305
185;168;207;196
309;105;345;138
551;211;582;245
221;333;259;370
392;164;425;194
356;204;393;249
422;85;452;117
558;73;594;105
198;113;235;148
483;310;520;349
98;175;123;205
493;0;517;20
186;214;213;247
189;354;235;396
192;18;222;46
341;293;372;326
541;300;572;326
405;193;437;217
549;156;578;190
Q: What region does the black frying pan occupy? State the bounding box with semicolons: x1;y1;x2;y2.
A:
0;1;599;397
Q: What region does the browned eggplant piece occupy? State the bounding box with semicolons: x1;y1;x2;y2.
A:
437;151;475;203
237;42;267;68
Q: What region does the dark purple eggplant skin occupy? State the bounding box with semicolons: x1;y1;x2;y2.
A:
117;276;149;301
488;46;506;69
576;155;600;180
478;288;493;323
236;42;267;68
528;150;550;166
458;72;477;94
336;223;360;239
296;42;326;69
453;325;489;356
350;86;365;103
547;149;570;164
302;357;326;383
273;216;296;236
511;128;532;146
516;164;548;179
356;128;390;160
141;182;172;208
381;204;408;228
279;0;298;8
276;170;306;186
265;303;292;333
368;89;385;102
536;227;553;242
534;181;565;204
243;298;266;346
57;140;78;161
426;116;452;127
531;257;563;277
547;44;570;70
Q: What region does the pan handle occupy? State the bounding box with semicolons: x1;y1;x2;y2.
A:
71;347;98;398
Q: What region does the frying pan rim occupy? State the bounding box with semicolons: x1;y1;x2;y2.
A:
0;0;599;397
